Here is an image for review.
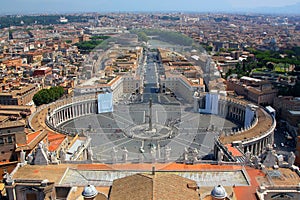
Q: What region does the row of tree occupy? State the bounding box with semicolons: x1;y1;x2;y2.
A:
33;86;64;106
131;29;194;46
75;35;111;53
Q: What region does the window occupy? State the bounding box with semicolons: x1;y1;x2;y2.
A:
7;136;13;144
0;138;3;145
26;193;38;200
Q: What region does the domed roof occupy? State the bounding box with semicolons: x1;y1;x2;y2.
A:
82;185;98;198
211;185;227;199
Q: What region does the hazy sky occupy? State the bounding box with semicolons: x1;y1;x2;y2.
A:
1;0;300;14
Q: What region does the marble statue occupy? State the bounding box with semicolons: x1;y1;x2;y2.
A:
122;147;128;163
218;150;224;162
165;146;171;161
245;150;252;164
151;146;156;162
27;154;34;164
59;148;66;162
253;155;260;168
184;147;189;162
87;147;94;161
288;152;296;167
111;147;118;163
20;149;26;164
193;148;199;162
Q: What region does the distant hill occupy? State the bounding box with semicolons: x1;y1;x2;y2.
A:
249;3;300;14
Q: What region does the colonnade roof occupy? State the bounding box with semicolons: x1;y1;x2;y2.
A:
219;108;273;144
29;96;95;132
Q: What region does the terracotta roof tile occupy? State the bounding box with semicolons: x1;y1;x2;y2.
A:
225;144;243;157
47;131;66;152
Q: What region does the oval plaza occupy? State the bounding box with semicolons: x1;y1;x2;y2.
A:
38;47;276;164
42;92;275;163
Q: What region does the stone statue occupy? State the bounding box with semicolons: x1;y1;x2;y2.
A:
122;147;128;163
253;155;260;168
27;154;34;164
193;148;199;162
20;149;26;164
262;147;277;168
38;141;44;149
165;146;171;161
50;152;60;164
111;147;118;163
150;146;156;162
288;152;296;167
50;152;55;162
184;147;189;162
87;147;94;161
277;155;284;166
59;149;66;162
217;150;224;162
245;150;252;164
193;91;199;97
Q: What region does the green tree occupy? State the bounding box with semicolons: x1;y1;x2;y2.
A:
33;86;64;106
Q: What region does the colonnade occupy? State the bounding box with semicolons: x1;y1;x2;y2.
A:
216;100;246;124
195;95;249;126
196;93;276;158
243;133;274;156
48;100;97;127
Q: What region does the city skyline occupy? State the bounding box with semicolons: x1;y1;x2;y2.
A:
1;0;300;14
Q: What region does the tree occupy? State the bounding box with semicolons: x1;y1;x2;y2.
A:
33;86;64;106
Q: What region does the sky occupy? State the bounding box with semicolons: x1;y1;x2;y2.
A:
1;0;300;14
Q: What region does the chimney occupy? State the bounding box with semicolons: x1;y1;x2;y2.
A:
152;166;155;175
187;183;198;191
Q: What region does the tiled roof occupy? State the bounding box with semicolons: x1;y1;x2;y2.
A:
233;167;264;200
47;131;66;152
16;130;47;151
110;173;199;200
225;144;243;157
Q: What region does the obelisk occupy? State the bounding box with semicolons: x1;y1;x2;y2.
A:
149;98;152;131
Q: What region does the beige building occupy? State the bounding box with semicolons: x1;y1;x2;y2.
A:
0;120;26;162
0;84;41;106
158;48;206;103
227;76;278;105
160;71;205;103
